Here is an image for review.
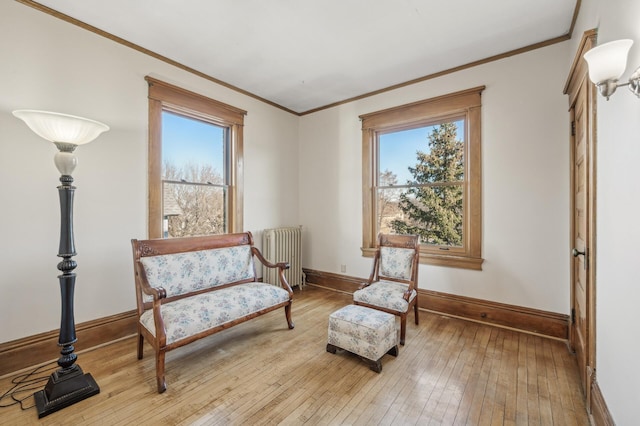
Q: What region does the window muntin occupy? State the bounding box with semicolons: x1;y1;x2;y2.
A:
361;87;484;270
147;76;246;239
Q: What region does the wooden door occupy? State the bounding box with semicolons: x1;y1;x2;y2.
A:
571;80;590;396
564;30;597;411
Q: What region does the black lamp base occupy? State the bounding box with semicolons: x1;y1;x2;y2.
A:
34;365;99;418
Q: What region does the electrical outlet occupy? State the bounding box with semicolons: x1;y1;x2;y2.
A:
340;264;346;273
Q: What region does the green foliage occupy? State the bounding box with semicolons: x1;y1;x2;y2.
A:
390;122;464;246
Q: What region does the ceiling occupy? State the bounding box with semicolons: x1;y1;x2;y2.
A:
29;0;577;115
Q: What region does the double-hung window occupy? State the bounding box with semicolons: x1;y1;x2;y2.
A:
146;77;246;239
361;87;484;270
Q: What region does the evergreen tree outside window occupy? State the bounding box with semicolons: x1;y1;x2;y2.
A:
380;120;465;246
361;87;484;270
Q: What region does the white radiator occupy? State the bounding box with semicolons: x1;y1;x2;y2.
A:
262;226;305;289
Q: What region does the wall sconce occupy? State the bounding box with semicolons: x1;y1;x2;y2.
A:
583;39;640;100
13;109;109;418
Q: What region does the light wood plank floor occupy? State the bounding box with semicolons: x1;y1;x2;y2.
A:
0;286;589;425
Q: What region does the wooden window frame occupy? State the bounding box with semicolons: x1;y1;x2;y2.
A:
146;76;246;239
360;86;485;270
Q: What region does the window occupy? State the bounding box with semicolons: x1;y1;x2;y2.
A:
360;87;484;270
146;77;246;239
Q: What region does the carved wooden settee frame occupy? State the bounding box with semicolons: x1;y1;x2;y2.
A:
131;232;294;393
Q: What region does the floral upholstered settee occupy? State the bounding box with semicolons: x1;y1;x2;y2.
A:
131;232;294;393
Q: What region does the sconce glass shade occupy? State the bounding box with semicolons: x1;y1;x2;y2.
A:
583;39;633;84
12;110;109;145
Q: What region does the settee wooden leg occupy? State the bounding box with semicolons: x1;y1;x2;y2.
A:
156;350;167;393
137;334;144;360
285;303;295;329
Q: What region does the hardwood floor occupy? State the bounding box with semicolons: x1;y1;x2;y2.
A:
0;285;589;425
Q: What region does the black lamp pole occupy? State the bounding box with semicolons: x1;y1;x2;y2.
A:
12;110;108;418
34;142;100;418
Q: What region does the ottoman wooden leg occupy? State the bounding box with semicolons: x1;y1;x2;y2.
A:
326;343;338;354
367;358;383;373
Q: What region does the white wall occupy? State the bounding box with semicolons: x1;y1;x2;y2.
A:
569;0;640;424
0;1;299;343
3;0;636;422
299;42;571;313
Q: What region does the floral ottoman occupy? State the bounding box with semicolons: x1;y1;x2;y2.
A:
326;304;399;373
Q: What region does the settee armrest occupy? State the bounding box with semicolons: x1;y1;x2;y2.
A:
135;261;167;300
134;260;168;349
251;247;294;296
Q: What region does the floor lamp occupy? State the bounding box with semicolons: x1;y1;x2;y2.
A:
13;109;109;418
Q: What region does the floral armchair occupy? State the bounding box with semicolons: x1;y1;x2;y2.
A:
353;233;419;345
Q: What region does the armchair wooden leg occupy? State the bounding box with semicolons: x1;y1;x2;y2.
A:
414;301;419;325
400;314;407;346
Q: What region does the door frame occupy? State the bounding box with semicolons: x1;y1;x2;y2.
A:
563;29;598;412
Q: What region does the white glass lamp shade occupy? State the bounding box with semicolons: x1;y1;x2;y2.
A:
12;110;109;145
583;39;633;84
